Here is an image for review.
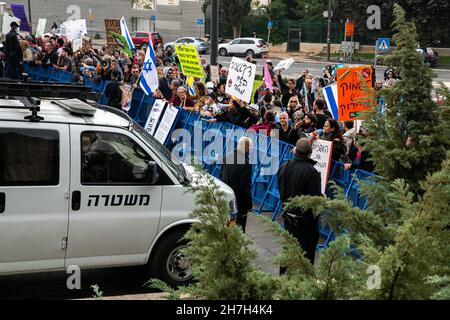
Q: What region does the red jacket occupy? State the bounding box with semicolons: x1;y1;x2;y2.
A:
249;122;275;136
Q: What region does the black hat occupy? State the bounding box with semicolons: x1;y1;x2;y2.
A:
10;21;20;28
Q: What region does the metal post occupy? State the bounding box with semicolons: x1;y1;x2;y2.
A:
374;40;377;67
27;0;32;33
153;0;157;32
210;0;219;66
267;27;271;44
326;0;331;61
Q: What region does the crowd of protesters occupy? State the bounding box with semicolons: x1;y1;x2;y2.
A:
0;22;380;172
1;21;387;266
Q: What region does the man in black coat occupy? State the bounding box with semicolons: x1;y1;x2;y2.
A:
278;138;322;268
4;21;23;79
221;137;253;233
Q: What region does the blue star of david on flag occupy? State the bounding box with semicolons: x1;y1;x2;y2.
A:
140;43;159;96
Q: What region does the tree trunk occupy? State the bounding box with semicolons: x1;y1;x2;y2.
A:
232;25;242;38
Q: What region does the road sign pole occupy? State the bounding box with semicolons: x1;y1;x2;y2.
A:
267;27;271;44
374;40;377;67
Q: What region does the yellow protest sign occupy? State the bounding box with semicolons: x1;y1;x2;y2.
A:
175;44;205;79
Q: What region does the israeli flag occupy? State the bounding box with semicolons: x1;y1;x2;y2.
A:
120;16;135;51
140;44;159;95
322;83;339;119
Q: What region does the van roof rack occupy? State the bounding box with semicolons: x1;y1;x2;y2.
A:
0;80;102;122
0;80;101;101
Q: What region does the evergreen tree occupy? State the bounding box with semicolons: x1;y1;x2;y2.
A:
364;4;450;194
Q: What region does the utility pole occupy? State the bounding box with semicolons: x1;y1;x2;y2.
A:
27;0;32;33
210;0;219;66
326;0;331;61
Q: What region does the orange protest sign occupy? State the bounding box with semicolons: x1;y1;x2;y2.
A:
345;21;355;37
336;66;373;121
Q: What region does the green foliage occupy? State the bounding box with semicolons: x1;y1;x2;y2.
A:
426;276;450;300
90;284;103;300
363;4;450;195
146;279;182;300
159;167;279;300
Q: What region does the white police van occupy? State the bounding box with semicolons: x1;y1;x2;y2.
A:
0;81;237;287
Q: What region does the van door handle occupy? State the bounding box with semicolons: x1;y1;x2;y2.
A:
0;193;5;214
72;191;81;211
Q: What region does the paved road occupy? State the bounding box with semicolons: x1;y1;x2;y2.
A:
203;54;450;86
0;266;158;300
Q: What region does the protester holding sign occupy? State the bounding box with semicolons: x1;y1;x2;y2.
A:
277;69;301;109
336;65;373;121
225;57;257;104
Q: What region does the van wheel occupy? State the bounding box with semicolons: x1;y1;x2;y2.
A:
148;229;193;288
219;48;227;56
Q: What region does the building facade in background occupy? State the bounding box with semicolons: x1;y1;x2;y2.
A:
4;0;205;42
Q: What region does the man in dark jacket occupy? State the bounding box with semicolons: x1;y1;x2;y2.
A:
4;21;23;79
221;137;254;232
278;138;322;268
104;70;123;110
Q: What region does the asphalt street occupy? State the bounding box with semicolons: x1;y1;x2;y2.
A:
204;54;450;86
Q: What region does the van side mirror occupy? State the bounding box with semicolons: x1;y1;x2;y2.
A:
147;161;160;185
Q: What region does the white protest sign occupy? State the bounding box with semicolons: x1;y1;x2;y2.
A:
144;100;167;136
225;57;257;103
154;106;180;145
63;19;87;51
36;19;47;37
210;65;219;82
273;58;295;72
2;12;21;34
310;139;333;194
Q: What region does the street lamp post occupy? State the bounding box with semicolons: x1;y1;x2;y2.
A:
210;0;219;66
27;0;32;33
326;0;331;61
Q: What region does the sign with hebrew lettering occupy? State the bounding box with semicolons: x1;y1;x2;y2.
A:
144;100;167;136
310;139;333;195
175;44;204;79
225;57;257;103
105;19;121;47
336;65;373;121
154;106;179;145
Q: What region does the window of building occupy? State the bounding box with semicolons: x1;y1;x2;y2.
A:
0;129;59;186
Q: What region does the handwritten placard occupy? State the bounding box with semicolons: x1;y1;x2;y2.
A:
225;57;257;103
154;106;179;145
144;100;167;136
310;139;333;195
336;65;373;121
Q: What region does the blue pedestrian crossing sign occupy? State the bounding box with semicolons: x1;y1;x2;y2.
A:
151;15;156;22
267;21;273;29
377;38;390;51
197;18;204;26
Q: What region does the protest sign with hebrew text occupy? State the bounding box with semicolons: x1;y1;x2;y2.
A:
225;57;257;103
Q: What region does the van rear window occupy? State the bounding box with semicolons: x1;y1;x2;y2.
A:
0;129;59;186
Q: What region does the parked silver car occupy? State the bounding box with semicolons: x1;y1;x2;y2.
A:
164;37;210;54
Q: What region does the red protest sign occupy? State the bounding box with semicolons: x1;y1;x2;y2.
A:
336;66;373;121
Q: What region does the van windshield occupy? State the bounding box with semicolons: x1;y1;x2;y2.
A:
132;122;188;184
